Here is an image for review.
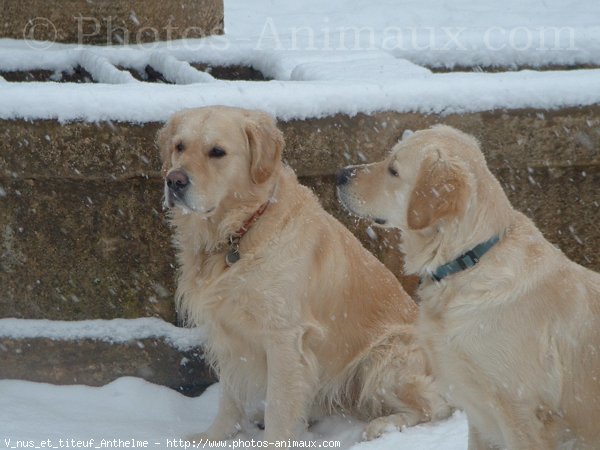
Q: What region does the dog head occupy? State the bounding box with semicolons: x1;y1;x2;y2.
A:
336;125;487;232
158;106;284;217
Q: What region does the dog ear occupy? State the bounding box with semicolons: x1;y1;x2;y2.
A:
157;120;173;177
245;112;284;184
407;151;468;230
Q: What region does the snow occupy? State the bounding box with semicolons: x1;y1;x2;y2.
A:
226;0;600;70
289;57;431;82
0;317;465;447
148;53;215;84
0;318;205;351
0;377;468;449
1;317;465;448
0;0;599;122
0;318;467;447
79;50;139;84
1;67;599;123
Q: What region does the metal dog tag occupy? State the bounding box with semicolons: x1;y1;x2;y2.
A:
225;247;240;267
225;236;241;267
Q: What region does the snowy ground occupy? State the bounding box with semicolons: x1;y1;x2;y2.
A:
1;318;468;448
0;377;467;450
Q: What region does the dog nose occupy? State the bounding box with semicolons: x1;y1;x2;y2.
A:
166;170;189;192
336;168;355;186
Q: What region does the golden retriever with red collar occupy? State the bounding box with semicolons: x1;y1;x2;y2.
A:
158;106;450;444
337;124;600;450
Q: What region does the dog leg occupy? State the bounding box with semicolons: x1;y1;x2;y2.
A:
263;337;316;445
363;377;452;440
188;387;244;443
361;327;453;440
363;409;423;440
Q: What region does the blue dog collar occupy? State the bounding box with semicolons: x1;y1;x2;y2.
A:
430;235;500;282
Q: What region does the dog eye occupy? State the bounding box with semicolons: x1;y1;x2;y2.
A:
208;147;227;158
388;166;399;177
175;142;185;153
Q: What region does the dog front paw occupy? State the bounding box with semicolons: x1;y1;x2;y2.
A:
363;413;419;441
363;418;395;441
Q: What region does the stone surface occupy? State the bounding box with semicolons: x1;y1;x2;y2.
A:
0;120;160;180
1;0;223;45
0;177;176;321
1;106;599;322
280;107;600;177
495;166;600;270
0;337;215;396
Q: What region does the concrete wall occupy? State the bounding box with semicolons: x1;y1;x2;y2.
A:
1;0;223;44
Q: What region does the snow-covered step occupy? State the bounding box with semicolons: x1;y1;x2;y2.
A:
2;67;600;122
148;53;215;84
0;318;213;395
79;50;139;84
248;50;394;80
290;58;431;82
0;317;205;350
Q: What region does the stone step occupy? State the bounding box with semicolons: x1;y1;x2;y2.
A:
0;336;215;396
0;318;214;394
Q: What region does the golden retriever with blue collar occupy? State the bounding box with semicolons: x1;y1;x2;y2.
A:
337;124;600;450
158;106;450;445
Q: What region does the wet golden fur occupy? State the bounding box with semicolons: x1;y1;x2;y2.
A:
158;107;450;443
337;125;600;449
